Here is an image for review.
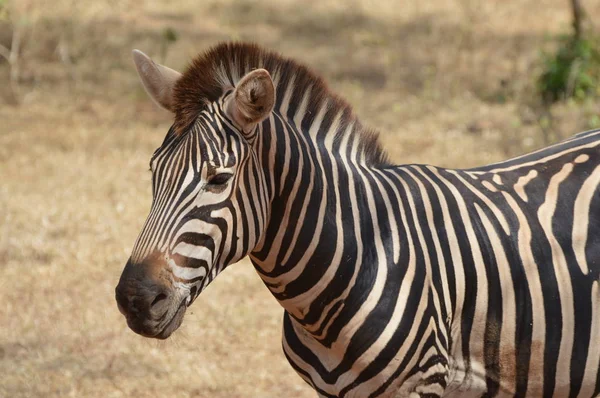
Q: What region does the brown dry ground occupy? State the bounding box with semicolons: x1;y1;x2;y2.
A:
0;0;599;397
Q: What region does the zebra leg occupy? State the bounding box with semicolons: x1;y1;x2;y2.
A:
411;369;448;397
394;362;448;398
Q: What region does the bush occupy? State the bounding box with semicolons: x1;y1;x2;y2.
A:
538;34;600;103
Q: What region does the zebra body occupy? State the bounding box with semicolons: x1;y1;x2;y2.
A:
115;43;600;397
264;125;600;397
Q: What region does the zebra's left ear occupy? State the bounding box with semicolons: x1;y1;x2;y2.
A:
132;49;182;112
226;69;275;135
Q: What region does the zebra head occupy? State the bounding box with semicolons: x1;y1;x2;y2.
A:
115;49;275;339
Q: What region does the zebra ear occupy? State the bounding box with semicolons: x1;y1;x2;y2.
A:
227;69;275;135
132;49;182;112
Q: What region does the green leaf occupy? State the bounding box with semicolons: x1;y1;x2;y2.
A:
162;27;178;43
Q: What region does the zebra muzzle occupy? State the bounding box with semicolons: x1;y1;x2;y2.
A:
115;256;188;339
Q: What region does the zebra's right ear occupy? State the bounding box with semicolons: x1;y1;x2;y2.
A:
132;49;182;113
226;69;275;135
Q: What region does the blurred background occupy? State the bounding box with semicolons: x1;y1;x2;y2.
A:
0;0;599;397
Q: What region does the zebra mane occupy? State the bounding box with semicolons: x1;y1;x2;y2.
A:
172;42;389;166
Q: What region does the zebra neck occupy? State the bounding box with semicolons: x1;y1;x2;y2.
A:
249;111;404;332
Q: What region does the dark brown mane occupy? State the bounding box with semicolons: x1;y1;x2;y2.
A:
172;42;389;166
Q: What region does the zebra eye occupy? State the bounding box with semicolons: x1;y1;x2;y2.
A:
207;172;233;186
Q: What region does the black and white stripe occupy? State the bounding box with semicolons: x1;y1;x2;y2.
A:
130;43;600;397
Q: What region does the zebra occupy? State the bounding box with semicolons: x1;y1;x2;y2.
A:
115;42;600;397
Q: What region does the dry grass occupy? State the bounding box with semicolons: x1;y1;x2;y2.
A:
0;0;598;397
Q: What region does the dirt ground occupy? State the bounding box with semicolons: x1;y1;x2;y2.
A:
1;0;599;397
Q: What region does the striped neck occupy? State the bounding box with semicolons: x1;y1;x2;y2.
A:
248;97;393;330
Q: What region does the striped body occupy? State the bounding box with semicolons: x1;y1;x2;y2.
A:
120;43;600;397
250;105;600;396
261;125;600;397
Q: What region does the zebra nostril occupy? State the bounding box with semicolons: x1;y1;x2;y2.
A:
150;292;168;308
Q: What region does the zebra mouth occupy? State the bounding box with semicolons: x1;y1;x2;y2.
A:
153;298;188;340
